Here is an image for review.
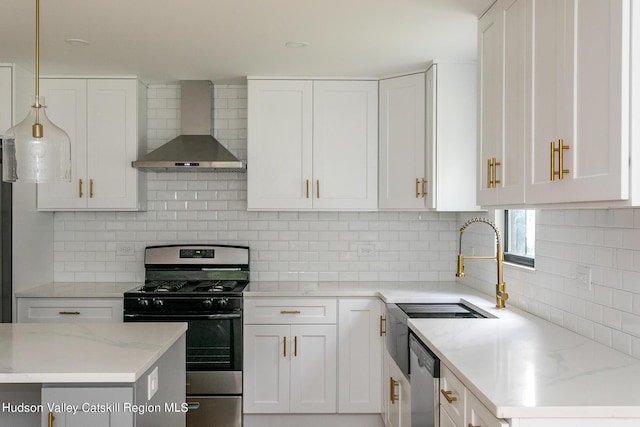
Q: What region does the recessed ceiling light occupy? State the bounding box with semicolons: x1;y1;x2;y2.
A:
65;38;89;46
285;41;310;48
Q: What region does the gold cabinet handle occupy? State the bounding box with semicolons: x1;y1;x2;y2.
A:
468;424;481;427
89;178;94;198
487;158;501;188
379;315;386;337
550;139;570;181
59;311;80;315
316;180;320;198
305;180;310;199
294;336;297;357
283;336;287;358
441;389;458;404
79;178;83;198
390;377;399;404
280;310;301;315
415;178;420;198
421;178;427;197
48;412;55;427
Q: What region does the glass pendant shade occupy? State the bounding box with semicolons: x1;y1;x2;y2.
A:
2;96;71;183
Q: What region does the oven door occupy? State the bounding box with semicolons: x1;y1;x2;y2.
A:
124;313;242;373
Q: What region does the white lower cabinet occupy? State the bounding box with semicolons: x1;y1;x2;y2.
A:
16;298;123;323
439;364;507;427
244;297;385;419
337;298;383;413
244;323;337;413
384;350;410;427
243;298;338;414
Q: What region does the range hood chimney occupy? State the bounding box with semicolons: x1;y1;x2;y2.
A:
132;80;246;172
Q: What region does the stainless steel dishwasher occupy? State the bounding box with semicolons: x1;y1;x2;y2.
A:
409;331;440;427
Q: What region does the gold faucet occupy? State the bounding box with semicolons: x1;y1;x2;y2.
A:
455;217;509;309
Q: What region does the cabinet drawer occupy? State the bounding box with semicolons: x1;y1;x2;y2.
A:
244;298;337;324
466;390;508;427
440;364;465;426
17;298;123;323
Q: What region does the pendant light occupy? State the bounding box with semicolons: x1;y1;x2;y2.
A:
2;0;71;183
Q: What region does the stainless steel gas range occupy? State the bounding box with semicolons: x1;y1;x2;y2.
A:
123;244;249;427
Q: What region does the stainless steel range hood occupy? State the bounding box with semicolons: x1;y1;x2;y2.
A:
132;80;246;172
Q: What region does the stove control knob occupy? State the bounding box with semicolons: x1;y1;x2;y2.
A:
153;299;164;308
202;299;213;309
137;298;149;307
218;298;229;309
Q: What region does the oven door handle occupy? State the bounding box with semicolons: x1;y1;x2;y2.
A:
124;313;241;321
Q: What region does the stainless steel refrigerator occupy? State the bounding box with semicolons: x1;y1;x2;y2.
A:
0;143;12;323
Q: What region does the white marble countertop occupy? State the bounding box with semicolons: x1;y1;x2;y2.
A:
247;280;640;419
15;282;140;298
0;322;186;384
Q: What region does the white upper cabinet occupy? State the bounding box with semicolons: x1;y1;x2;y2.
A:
37;78;147;211
379;64;478;211
247;80;313;210
378;73;426;210
526;0;630;204
479;0;635;207
247;79;378;211
477;0;527;206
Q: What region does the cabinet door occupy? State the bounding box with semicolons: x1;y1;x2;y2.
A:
243;324;291;413
289;324;337;413
440;365;465;427
527;0;630;204
41;387;133;427
439;406;458;427
37;79;88;209
312;80;378;210
477;0;526;207
86;79;139;209
338;298;382;413
0;66;11;134
386;356;410;427
378;73;426;210
247;80;313;210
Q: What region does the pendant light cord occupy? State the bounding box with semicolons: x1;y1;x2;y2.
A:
32;0;42;137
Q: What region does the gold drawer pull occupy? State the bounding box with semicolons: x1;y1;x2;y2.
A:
89;178;94;198
421;178;427;197
59;311;80;315
415;178;420;198
379;315;386;337
280;310;301;315
79;179;83;198
468;424;481;427
305;179;310;198
441;389;457;404
390;377;399;404
283;336;287;357
316;180;320;198
48;412;55;427
294;336;298;356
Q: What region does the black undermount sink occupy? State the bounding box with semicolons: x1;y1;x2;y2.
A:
396;303;486;319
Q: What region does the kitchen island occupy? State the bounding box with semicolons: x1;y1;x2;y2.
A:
0;322;187;427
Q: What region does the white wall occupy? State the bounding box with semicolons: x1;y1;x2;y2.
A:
458;210;640;359
52;84;459;283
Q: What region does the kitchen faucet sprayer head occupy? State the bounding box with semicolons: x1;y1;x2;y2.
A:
459;217;502;245
456;255;465;277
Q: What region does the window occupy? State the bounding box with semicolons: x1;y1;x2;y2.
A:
503;209;535;268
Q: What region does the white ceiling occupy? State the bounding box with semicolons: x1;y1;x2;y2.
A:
0;0;493;84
